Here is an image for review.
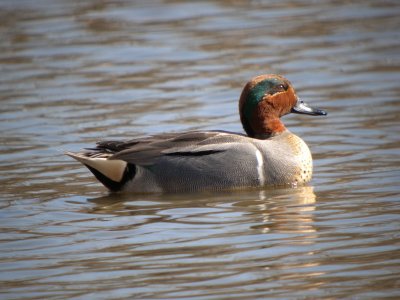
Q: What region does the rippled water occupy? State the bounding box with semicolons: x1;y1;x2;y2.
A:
1;0;400;299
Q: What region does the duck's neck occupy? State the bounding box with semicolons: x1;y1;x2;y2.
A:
251;116;286;139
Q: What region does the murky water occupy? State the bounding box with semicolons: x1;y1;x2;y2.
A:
1;0;400;299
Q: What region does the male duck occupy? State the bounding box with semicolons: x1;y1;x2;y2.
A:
67;74;327;193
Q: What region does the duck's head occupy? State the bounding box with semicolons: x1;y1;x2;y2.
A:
239;74;327;139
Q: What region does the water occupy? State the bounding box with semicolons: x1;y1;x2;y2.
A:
1;0;400;299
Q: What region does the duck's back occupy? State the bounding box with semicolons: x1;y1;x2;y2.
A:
122;132;263;192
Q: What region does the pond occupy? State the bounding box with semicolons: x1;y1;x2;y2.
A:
1;0;399;299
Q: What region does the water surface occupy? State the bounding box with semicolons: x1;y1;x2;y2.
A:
1;0;399;299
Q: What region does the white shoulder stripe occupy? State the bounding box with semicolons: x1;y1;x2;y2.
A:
255;149;265;186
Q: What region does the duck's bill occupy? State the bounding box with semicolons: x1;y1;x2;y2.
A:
291;99;327;116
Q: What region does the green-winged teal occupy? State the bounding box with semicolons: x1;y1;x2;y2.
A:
67;74;327;193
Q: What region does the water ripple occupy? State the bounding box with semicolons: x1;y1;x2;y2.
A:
1;0;399;299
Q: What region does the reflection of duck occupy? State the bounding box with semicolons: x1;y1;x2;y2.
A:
67;74;326;193
251;186;317;234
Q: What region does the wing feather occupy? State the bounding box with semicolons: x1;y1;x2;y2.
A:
73;131;246;166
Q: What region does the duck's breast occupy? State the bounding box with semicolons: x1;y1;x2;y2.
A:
254;132;313;186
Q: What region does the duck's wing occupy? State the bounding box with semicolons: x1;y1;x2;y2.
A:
72;130;244;166
65;130;251;192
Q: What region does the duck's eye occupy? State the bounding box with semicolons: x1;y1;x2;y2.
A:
278;84;285;90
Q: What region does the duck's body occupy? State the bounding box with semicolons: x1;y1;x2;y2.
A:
67;74;326;193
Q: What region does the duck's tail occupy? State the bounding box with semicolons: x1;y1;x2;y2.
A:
65;152;136;192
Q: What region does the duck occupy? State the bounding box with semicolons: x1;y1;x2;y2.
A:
66;74;327;193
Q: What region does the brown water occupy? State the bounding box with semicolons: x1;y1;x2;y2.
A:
1;0;400;299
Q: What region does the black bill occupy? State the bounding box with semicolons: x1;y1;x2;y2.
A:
291;98;327;116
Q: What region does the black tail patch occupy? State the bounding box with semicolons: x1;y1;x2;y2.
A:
85;163;136;192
